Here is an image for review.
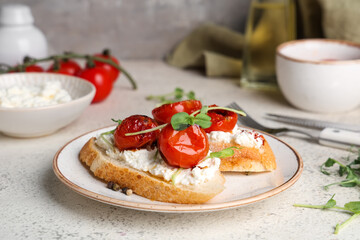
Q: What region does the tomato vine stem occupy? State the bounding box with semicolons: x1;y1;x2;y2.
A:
0;52;137;90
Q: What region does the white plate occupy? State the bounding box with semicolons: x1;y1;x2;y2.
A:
53;126;303;213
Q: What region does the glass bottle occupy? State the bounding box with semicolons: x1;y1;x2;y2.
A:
241;0;296;89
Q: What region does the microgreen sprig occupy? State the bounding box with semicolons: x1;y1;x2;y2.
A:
320;151;360;190
294;195;360;234
146;87;196;104
99;119;123;148
124;105;246;136
170;106;246;131
124;123;167;136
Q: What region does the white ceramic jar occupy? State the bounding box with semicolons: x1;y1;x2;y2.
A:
0;4;48;66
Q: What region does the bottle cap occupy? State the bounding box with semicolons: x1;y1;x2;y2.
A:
0;4;34;25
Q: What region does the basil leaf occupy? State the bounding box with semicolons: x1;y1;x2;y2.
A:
344;201;360;213
194;113;212;129
171;112;191;131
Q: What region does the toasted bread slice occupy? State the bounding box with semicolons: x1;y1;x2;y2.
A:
79;138;225;204
209;138;276;172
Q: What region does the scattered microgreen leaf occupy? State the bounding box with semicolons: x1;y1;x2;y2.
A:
344;201;360;213
186;91;196;100
320;152;360;190
146;87;197;104
174;88;184;100
324;194;337;209
294;194;360;234
295;150;360;234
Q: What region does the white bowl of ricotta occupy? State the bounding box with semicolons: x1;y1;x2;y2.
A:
0;73;95;137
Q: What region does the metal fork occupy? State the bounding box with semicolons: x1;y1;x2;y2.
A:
227;102;314;138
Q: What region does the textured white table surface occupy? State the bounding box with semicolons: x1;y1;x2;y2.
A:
1;61;359;240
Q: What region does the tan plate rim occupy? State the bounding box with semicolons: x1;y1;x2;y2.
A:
53;126;303;213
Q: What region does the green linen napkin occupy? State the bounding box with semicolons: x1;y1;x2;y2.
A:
319;0;360;43
165;23;243;78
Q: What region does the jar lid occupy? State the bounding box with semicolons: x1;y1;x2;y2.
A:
0;4;34;25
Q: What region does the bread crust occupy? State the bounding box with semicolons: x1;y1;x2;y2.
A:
79;138;225;204
209;139;276;172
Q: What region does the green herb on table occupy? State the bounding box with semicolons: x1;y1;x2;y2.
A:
294;149;360;234
146;87;196;104
294;195;360;234
320;150;360;190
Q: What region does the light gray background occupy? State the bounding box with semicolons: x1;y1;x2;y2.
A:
0;0;251;59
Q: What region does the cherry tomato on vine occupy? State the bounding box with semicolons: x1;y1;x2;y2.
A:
25;65;44;72
204;104;238;133
94;52;120;82
152;100;202;124
11;64;44;72
114;115;160;151
158;124;209;168
47;60;82;76
77;66;113;103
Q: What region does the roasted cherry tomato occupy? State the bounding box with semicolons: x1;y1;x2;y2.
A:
94;51;120;82
158;124;209;168
47;60;82;76
114;115;160;151
77;66;113;103
204;104;238;133
152;100;202;124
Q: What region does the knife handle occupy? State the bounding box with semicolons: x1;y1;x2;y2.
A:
319;128;360;149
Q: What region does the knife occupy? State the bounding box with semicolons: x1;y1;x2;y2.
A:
266;113;360;149
266;113;360;132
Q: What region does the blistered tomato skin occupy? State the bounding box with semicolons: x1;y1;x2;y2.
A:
152;100;202;124
204;104;238;133
158;124;209;168
114;115;160;151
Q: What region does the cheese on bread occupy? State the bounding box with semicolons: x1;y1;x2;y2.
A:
208;125;276;172
79;137;225;204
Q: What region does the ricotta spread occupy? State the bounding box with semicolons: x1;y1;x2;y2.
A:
95;134;221;186
0;81;72;108
208;125;264;150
